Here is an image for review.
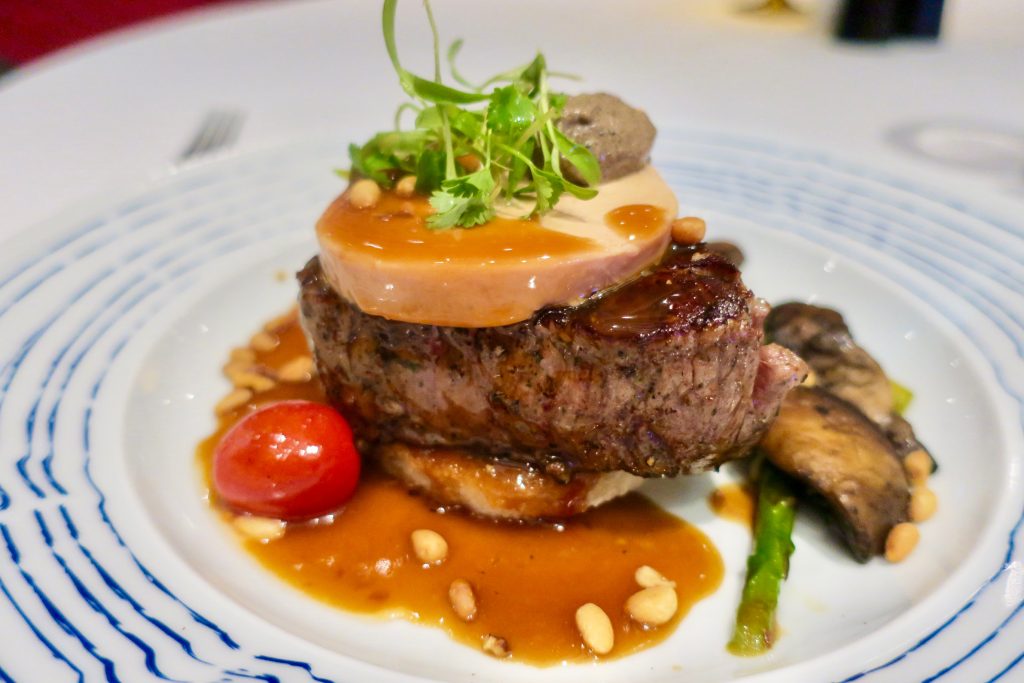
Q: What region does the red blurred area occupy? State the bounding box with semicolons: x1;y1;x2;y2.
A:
0;0;241;64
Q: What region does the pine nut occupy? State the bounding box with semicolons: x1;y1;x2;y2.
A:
904;449;931;485
457;154;482;172
263;311;296;333
575;603;614;655
249;331;279;353
227;368;276;393
223;360;255;376
671;216;706;245
625;585;678;626
885;522;920;563
233;515;285;541
395;175;418;197
349;179;381;209
909;486;938;522
229;347;256;364
411;529;448;564
802;369;818;387
481;634;509;658
215;388;252;415
448;579;477;622
278;356;314;383
635;565;675;588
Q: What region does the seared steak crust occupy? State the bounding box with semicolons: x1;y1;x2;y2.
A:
299;245;804;477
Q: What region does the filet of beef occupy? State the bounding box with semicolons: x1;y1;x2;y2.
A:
298;245;806;478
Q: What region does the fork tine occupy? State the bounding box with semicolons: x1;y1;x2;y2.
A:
192;112;224;155
193;110;232;155
178;110;244;161
220;111;243;148
178;112;216;159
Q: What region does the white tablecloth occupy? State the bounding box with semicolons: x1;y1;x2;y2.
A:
1;0;1021;236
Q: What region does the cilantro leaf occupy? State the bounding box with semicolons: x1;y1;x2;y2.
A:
531;169;563;216
488;86;537;139
427;168;495;229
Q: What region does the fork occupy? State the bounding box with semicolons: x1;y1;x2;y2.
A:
177;109;245;161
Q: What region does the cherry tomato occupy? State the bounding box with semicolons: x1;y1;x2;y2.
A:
213;400;360;520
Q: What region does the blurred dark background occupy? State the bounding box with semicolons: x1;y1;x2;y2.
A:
0;0;240;71
0;0;944;77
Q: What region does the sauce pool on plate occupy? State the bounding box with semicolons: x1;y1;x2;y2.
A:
198;310;724;664
709;483;756;529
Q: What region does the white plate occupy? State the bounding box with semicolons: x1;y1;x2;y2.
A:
1;132;1022;683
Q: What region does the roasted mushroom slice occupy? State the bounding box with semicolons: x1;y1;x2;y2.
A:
704;241;745;269
765;303;892;423
883;413;931;459
760;387;910;561
765;302;934;466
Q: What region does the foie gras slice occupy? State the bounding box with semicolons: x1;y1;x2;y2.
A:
315;165;679;328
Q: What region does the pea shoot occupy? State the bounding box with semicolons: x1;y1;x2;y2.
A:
347;0;601;229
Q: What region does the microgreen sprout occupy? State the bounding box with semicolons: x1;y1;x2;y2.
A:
347;0;600;229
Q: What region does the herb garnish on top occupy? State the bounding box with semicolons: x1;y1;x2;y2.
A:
347;0;601;230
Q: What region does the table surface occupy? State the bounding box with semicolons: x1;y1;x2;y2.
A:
0;0;1022;238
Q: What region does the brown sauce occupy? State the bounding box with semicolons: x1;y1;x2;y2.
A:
198;311;724;664
316;189;597;264
708;483;755;529
605;204;666;242
581;246;745;340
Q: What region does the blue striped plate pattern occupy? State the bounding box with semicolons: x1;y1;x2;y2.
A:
0;132;1021;682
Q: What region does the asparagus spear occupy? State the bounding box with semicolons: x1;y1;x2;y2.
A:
727;460;797;655
891;379;914;416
